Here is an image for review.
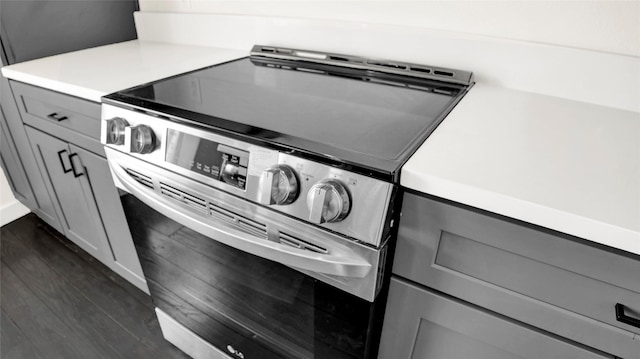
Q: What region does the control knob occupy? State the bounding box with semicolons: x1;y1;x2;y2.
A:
220;159;243;188
306;179;350;224
258;165;299;205
125;125;156;154
104;117;129;145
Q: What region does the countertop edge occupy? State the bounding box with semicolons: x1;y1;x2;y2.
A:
401;170;640;257
2;67;105;102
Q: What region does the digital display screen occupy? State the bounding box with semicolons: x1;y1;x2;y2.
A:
165;129;248;189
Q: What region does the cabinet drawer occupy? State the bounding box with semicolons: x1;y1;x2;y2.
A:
11;81;103;154
379;277;613;359
393;192;640;358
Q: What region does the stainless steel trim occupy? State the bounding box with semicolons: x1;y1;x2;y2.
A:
107;147;384;300
250;44;475;86
102;104;394;247
110;147;379;268
156;308;233;359
111;158;371;278
275;152;392;246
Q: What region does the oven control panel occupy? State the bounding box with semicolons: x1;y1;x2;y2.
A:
104;116;250;190
164;129;249;190
101;104;393;246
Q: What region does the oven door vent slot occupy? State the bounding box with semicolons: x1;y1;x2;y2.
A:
159;182;208;213
125;169;154;189
209;204;235;221
279;232;329;254
209;204;268;238
251;44;474;86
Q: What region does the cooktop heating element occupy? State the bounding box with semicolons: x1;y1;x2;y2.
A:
105;45;473;182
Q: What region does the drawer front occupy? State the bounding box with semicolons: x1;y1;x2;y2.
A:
393;192;640;358
379;277;613;359
11;81;101;141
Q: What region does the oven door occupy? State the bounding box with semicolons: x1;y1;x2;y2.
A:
106;148;387;359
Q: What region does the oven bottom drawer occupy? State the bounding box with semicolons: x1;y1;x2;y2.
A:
121;194;382;359
156;308;234;359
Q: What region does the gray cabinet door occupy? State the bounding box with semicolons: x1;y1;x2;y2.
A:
25;127;113;264
379;277;614;359
0;69;60;230
0;106;36;209
392;193;640;358
70;144;148;292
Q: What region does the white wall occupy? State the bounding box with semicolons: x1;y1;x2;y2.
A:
0;170;16;209
138;0;640;57
0;169;30;226
135;9;640;112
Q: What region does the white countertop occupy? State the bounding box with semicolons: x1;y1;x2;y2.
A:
402;84;640;255
3;41;638;256
1;40;247;102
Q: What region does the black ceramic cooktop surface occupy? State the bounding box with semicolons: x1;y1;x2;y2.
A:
106;57;469;181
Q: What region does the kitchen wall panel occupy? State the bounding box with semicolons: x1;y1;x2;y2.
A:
134;12;640;113
137;0;640;57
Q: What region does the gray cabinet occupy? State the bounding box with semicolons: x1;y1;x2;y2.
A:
12;81;147;293
0;1;144;288
0;66;61;230
25;127;113;261
11;81;104;156
0;0;137;227
70;143;147;285
379;278;614;359
380;192;640;359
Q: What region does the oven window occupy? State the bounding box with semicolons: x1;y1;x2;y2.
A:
121;194;377;359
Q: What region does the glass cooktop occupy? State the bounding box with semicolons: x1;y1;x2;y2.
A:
105;56;471;181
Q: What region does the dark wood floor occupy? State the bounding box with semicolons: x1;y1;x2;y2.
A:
0;214;190;359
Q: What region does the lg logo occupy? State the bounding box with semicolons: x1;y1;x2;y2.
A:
226;344;245;359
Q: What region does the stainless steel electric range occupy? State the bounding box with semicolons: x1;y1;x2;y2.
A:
100;45;473;359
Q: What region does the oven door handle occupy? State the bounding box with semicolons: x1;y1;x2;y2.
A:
110;161;373;278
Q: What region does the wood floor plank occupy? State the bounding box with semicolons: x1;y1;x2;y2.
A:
1;228;139;358
4;215;157;339
1;214;190;359
14;214;152;307
0;308;44;359
1;261;104;359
